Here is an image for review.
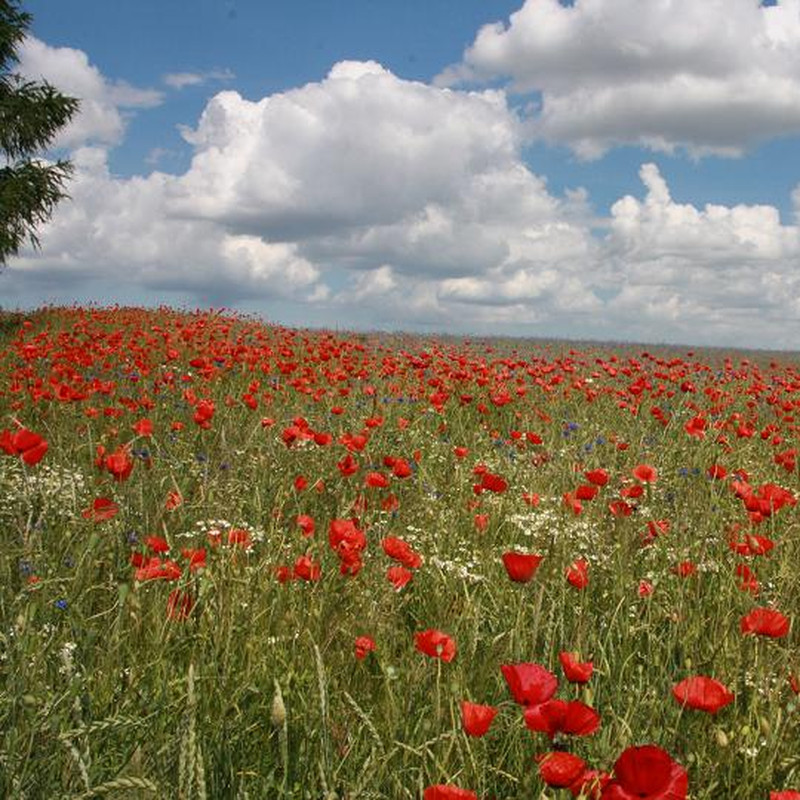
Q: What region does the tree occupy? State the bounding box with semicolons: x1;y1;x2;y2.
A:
0;0;79;267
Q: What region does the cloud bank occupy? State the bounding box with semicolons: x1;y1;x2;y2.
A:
438;0;800;159
6;26;800;349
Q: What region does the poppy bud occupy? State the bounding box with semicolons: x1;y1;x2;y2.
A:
715;728;729;748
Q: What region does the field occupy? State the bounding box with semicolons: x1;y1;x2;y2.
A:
0;306;798;799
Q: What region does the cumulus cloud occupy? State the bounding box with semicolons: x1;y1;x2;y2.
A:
4;147;323;307
16;36;163;149
8;41;800;349
438;0;800;158
602;163;800;345
165;59;596;289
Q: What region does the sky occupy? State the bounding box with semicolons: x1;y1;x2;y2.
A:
5;0;800;349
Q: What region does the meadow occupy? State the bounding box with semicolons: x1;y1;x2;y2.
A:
0;305;798;799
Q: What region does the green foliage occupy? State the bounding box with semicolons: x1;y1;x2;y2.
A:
0;0;79;265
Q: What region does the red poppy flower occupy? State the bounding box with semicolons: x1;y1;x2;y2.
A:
559;651;593;683
135;557;182;582
82;497;119;522
460;700;498;737
735;563;759;595
392;458;413;478
296;514;315;537
501;662;558;706
474;513;489;532
145;535;170;554
524;699;600;738
105;445;134;482
522;491;540;506
771;792;800;800
638;580;654;597
165;490;183;511
603;744;688;800
741;607;790;638
728;532;774;557
536;751;587;788
423;786;477;800
132;417;153;437
366;471;389;488
502;551;544;583
181;547;206;572
192;399;215;429
585;468;609;486
386;565;413;591
293;554;321;582
2;427;49;465
609;499;634;517
354;635;376;660
672;561;696;578
337;453;359;477
415;629;456;663
382;537;423;568
576;484;599;501
633;464;658;483
621;484;643;499
566;559;589;589
672;676;734;714
481;472;508;493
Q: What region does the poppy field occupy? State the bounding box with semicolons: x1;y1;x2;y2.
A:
1;305;799;799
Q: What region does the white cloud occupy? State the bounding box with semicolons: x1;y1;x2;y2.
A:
163;68;235;90
602;163;800;345
438;0;800;158
8;43;800;349
5;147;325;306
16;36;163;149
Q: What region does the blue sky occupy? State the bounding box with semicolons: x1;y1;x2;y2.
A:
7;0;800;349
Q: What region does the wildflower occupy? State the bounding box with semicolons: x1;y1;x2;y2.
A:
741;607;790;638
566;559;589;589
415;629;456;663
502;662;558;706
524;699;600;739
559;651;593;683
460;700;498;737
292;554;321;582
296;514;315;538
381;537;423;568
638;580;654;597
603;744;687;799
165;490;182;511
354;636;376;661
585;468;609;486
105;445;134;482
81;497;119;522
386;565;413;591
502;551;543;583
536;751;587;789
672;676;734;714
